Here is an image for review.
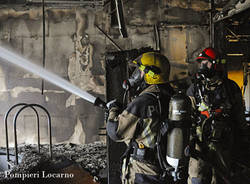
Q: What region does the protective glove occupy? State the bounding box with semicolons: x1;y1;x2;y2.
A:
106;99;120;110
106;99;122;121
105;99;117;121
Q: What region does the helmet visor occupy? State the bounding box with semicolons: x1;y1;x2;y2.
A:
200;60;212;70
198;60;215;78
129;67;143;85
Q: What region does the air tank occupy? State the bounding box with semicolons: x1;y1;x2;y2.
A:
166;91;192;180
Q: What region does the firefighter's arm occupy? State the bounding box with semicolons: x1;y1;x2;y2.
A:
107;94;147;142
107;110;140;142
186;84;197;111
106;99;122;141
107;100;140;142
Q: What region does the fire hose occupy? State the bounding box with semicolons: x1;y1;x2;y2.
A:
0;46;107;109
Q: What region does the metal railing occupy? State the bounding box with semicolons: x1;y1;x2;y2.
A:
4;103;52;166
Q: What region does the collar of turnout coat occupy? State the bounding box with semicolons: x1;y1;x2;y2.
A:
140;84;160;95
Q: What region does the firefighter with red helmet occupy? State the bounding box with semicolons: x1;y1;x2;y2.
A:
186;48;247;184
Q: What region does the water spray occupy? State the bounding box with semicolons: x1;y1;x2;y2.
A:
0;46;106;109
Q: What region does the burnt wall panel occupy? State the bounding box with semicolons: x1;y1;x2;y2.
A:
0;8;106;147
186;26;210;62
46;36;73;76
128;27;155;49
161;7;208;25
23;115;49;143
0;0;211;149
160;25;209;84
124;0;159;26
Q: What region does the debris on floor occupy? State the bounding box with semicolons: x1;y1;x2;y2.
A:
0;142;107;184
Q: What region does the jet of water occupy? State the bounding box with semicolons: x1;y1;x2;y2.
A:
0;46;99;105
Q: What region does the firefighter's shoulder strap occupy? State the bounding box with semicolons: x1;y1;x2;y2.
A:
142;92;173;175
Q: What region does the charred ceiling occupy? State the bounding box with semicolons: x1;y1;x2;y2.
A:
214;0;250;22
214;5;250;71
0;0;105;8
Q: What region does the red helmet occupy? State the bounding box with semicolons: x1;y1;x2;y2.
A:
196;47;216;62
196;48;225;78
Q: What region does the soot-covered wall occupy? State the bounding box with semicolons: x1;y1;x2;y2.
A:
0;0;210;146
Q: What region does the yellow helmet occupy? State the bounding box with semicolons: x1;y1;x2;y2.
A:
133;52;170;84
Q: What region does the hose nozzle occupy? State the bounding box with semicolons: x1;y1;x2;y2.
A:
94;97;107;110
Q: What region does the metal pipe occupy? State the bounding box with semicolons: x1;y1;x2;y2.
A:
4;103;40;166
41;0;46;95
5;103;26;166
210;0;215;47
95;24;123;51
226;27;240;40
108;0;131;13
213;0;250;22
154;24;160;52
13;104;51;165
115;0;128;38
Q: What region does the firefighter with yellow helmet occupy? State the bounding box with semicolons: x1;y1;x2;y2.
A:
106;52;174;184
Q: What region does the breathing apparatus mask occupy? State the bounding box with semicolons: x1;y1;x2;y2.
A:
122;67;148;97
197;60;216;79
196;48;220;79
